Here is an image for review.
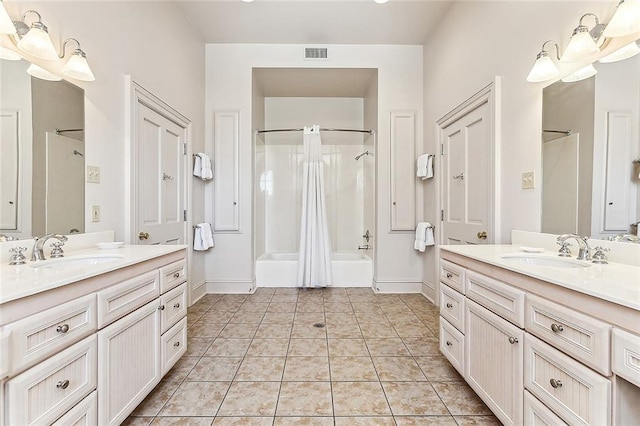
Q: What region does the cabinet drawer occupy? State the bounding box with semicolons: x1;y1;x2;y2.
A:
439;284;465;333
160;283;187;333
466;270;525;327
524;334;611;426
5;335;97;426
612;328;640;387
523;390;567;426
52;390;97;426
97;269;160;328
440;259;465;294
160;259;187;293
525;293;611;376
439;317;464;377
5;293;97;375
161;317;187;376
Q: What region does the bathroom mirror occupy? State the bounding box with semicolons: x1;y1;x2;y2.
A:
541;41;640;239
1;56;85;239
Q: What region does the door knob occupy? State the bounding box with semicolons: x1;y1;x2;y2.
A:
477;231;487;240
138;232;150;240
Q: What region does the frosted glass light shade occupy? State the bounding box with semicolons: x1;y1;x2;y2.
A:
599;41;640;63
603;0;640;37
375;0;389;3
561;27;600;62
0;2;16;34
62;50;95;81
526;53;559;82
562;64;597;82
17;22;58;60
27;63;61;81
0;46;21;60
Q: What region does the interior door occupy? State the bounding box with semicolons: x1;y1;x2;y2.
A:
441;100;491;245
135;103;186;245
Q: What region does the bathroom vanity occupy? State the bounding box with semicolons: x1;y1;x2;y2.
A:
0;243;188;425
438;244;640;426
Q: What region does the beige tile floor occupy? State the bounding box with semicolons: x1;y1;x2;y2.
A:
125;288;500;426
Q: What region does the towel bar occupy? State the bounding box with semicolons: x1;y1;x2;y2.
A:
193;223;212;230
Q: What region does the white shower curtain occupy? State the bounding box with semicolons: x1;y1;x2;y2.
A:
297;125;333;288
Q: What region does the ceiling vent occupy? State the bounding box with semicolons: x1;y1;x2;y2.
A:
304;47;328;60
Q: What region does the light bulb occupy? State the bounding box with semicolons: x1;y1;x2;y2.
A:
17;21;58;60
26;63;61;81
561;64;597;82
527;52;560;83
603;0;640;37
62;49;95;81
561;26;600;62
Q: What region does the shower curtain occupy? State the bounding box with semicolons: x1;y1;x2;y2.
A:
297;125;333;288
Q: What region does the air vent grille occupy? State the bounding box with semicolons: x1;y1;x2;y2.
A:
304;47;328;60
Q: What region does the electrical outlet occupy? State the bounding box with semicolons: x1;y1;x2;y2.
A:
522;171;535;189
87;165;100;183
91;205;100;222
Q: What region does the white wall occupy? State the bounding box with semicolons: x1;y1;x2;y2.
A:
3;1;206;291
206;44;424;292
421;1;635;297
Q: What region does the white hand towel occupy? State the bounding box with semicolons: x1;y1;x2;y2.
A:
424;223;435;246
193;153;213;181
424;155;434;180
193;155;203;178
194;223;214;251
414;222;434;252
416;154;429;178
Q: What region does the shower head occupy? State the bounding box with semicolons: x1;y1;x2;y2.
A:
355;151;373;161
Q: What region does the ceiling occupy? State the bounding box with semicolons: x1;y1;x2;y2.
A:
174;0;454;45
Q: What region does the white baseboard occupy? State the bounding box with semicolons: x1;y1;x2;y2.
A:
421;281;436;304
206;280;256;294
256;282;371;289
190;280;207;305
373;280;422;294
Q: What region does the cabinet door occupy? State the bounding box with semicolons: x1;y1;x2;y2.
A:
466;298;524;426
390;111;416;231
213;110;240;232
97;300;161;426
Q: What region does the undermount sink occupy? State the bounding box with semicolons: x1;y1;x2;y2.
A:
30;254;125;270
500;254;592;269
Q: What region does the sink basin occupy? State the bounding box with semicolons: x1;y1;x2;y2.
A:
500;254;591;269
30;254;125;270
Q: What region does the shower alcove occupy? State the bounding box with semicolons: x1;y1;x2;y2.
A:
253;68;378;287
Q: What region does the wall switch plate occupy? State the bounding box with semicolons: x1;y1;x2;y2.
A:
87;165;100;183
91;205;100;222
522;171;535;189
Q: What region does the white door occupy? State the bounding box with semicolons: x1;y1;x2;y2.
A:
135;102;186;245
441;99;492;245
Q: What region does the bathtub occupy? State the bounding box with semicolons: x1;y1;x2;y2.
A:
256;252;373;287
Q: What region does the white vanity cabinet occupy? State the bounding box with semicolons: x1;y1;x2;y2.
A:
0;247;187;426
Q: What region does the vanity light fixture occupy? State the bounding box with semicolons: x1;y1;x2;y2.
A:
598;40;640;63
59;38;95;81
0;46;21;60
15;10;58;60
526;41;561;83
26;63;61;81
602;0;640;37
561;63;598;82
561;13;603;62
0;1;16;34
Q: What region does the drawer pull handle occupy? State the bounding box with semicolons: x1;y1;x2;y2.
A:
56;324;70;333
549;378;563;389
159;305;165;311
551;323;564;333
173;341;180;347
508;336;519;344
173;303;181;308
56;380;70;389
446;272;453;278
446;341;453;346
446;303;453;308
173;272;180;278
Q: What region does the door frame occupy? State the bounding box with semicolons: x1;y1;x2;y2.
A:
124;76;191;245
436;78;501;246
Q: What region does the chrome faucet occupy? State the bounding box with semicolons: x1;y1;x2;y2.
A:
608;233;640;244
556;234;591;261
31;234;68;261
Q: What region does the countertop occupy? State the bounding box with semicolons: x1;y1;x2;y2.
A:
440;244;640;311
0;244;186;305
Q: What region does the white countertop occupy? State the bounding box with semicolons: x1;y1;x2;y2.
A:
440;244;640;311
0;245;186;305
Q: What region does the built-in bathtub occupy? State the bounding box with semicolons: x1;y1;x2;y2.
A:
255;252;373;287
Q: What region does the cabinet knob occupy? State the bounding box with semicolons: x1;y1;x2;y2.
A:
173;341;180;347
477;231;488;240
158;305;165;311
446;341;453;346
446;303;453;308
138;232;150;240
56;379;70;389
508;336;519;345
173;272;180;278
56;324;70;333
173;303;181;309
549;378;563;389
551;323;564;333
446;272;453;278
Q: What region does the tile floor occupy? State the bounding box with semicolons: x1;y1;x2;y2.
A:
125;287;500;425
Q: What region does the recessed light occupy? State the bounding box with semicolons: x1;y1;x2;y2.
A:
375;0;389;3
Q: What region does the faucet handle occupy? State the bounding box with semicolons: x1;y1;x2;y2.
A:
591;247;610;264
9;247;28;265
556;241;572;257
50;241;65;258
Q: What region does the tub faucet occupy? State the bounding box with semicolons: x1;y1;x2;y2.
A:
556;234;590;261
31;234;68;261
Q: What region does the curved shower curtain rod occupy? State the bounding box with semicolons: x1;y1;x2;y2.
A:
256;127;374;135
